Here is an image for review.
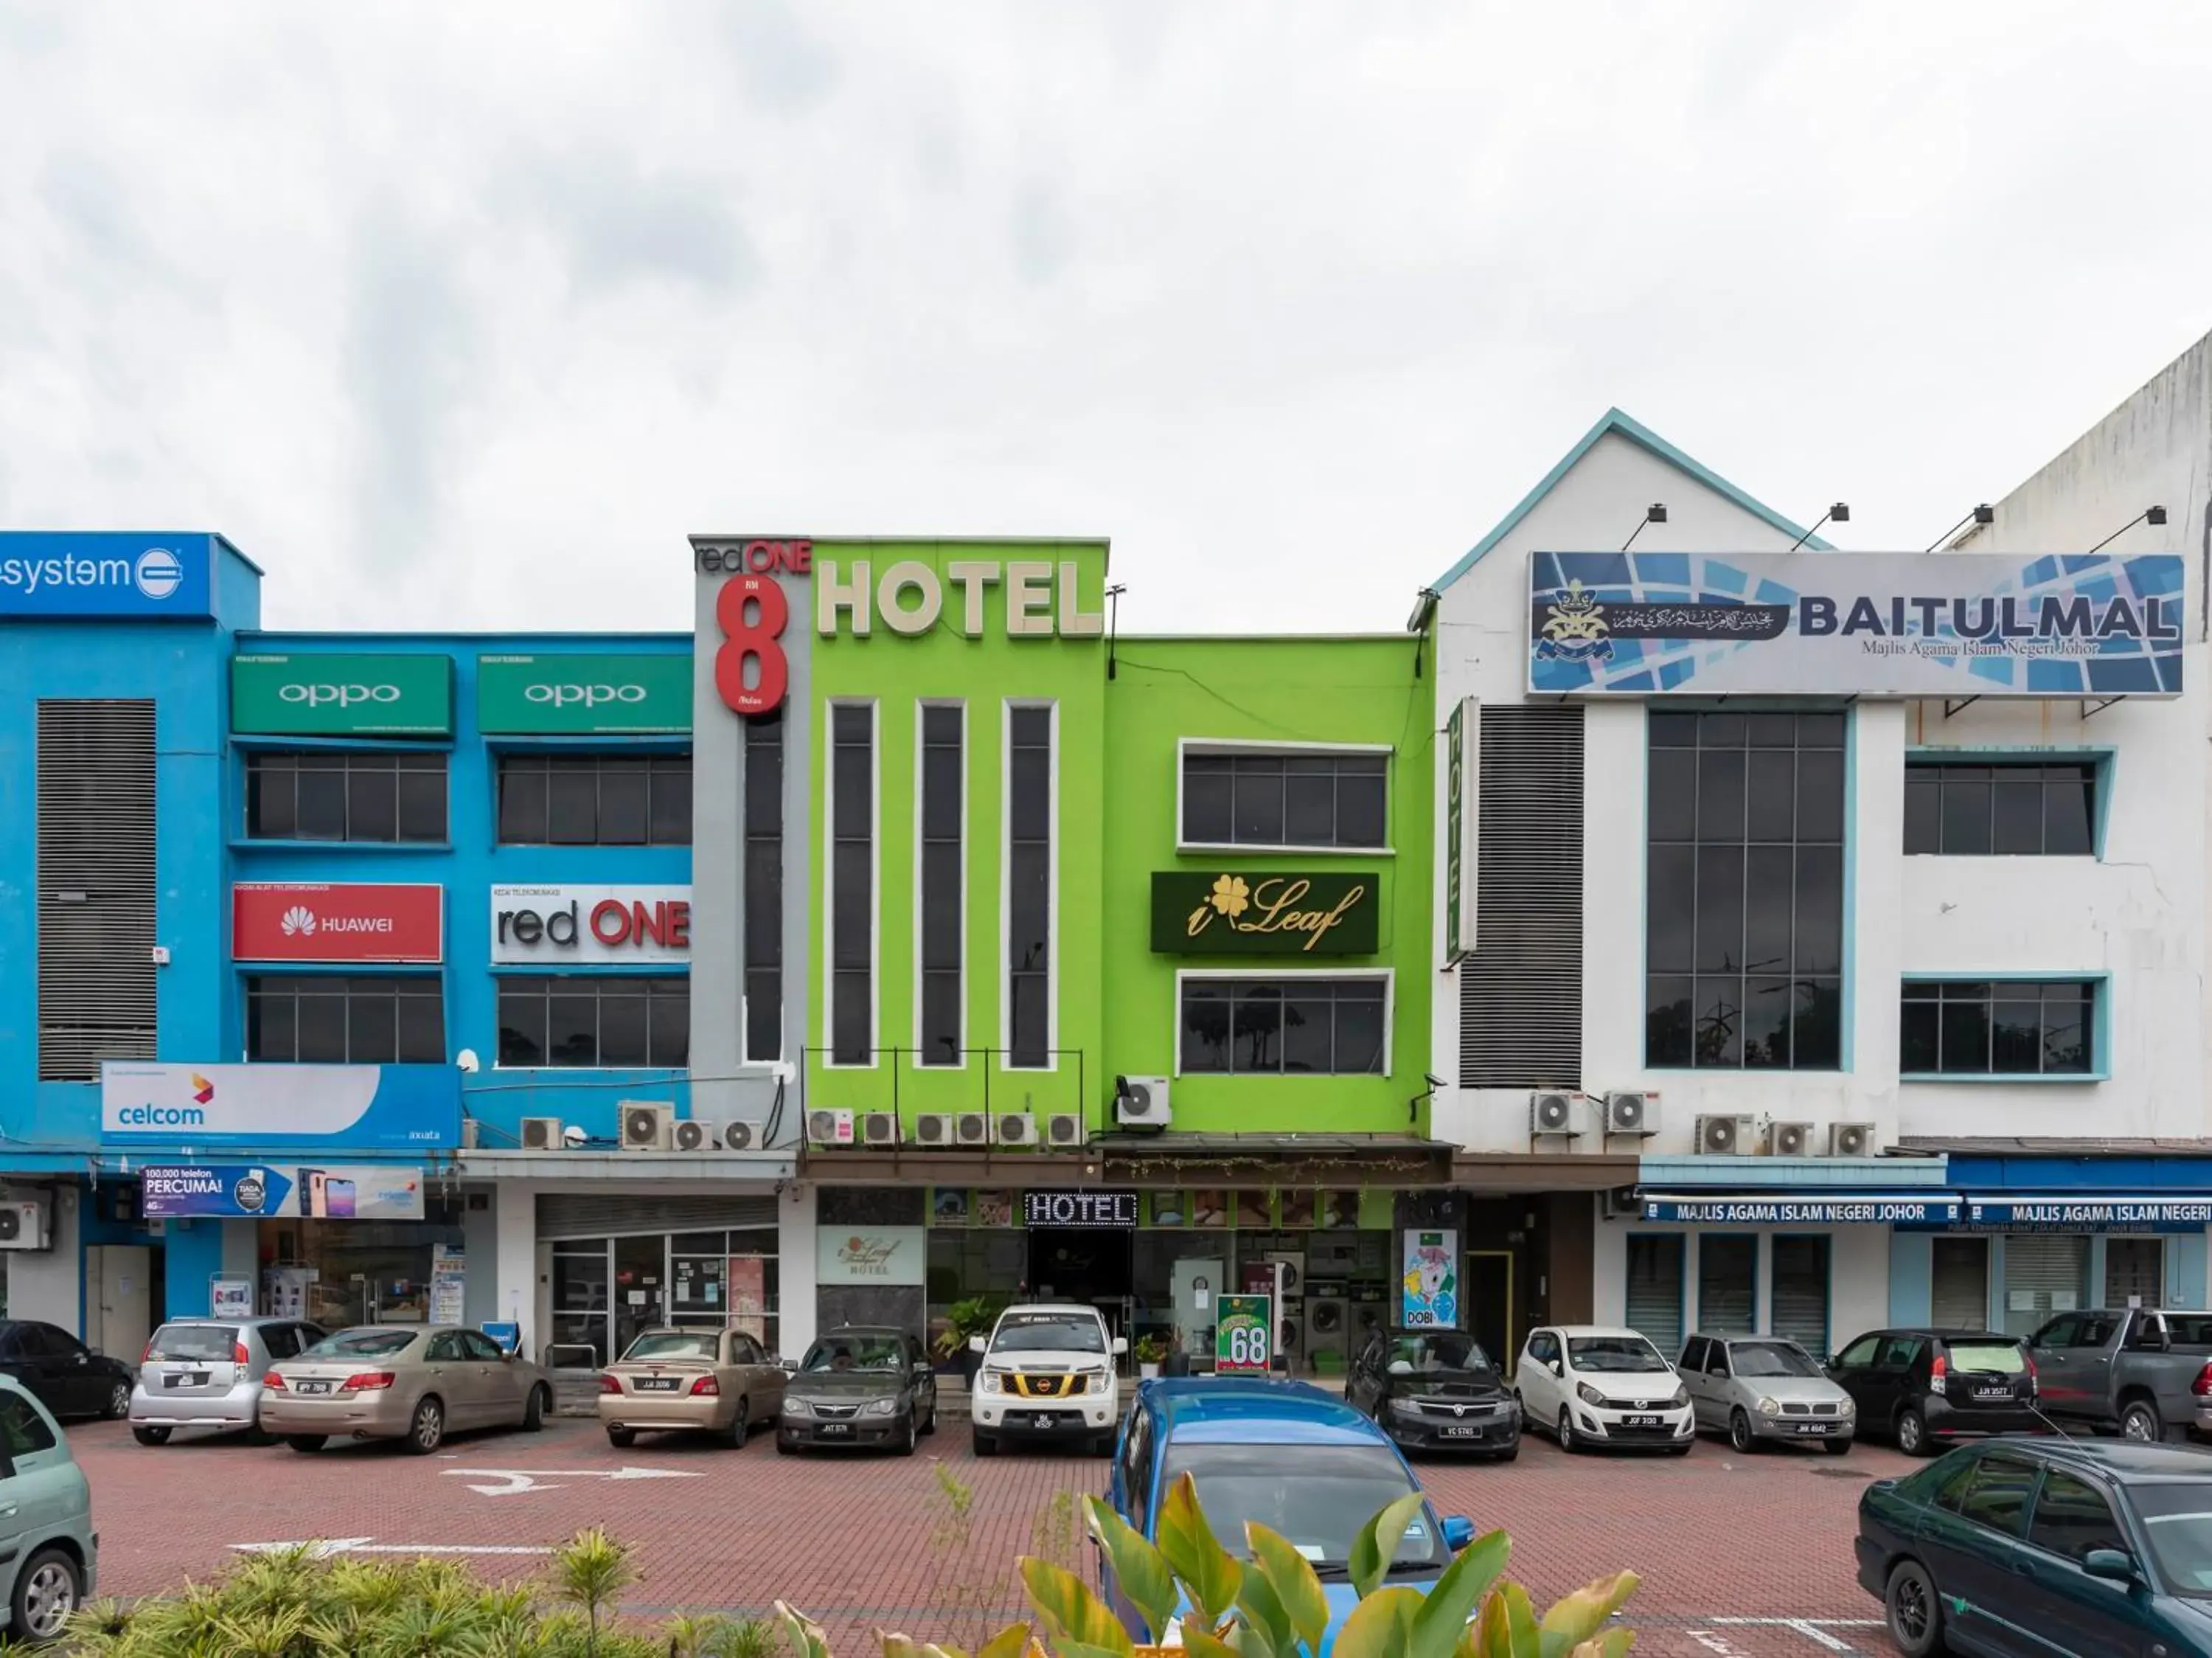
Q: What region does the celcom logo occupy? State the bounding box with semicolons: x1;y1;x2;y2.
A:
279;906;318;937
279;683;402;707
133;547;184;600
525;683;648;708
118;1104;208;1127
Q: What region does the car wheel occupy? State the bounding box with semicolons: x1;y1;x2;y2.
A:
973;1429;996;1458
1896;1406;1930;1457
132;1424;172;1447
407;1396;445;1455
524;1385;549;1432
1728;1409;1759;1454
921;1400;937;1436
608;1426;636;1449
105;1380;131;1420
1823;1437;1854;1456
10;1547;82;1643
2122;1400;2164;1443
730;1401;749;1450
1885;1558;1944;1658
1557;1407;1580;1454
897;1413;917;1457
287;1435;327;1454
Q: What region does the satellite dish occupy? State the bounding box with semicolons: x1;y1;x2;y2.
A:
563;1125;588;1148
456;1049;481;1074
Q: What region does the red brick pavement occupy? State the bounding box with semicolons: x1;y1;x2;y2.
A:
66;1417;1907;1657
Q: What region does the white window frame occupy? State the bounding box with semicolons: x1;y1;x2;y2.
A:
913;698;967;1068
821;697;880;1069
1171;967;1394;1078
1001;698;1059;1072
1175;736;1397;856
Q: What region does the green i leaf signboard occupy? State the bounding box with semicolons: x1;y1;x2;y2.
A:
1150;871;1380;955
231;654;454;737
477;654;693;735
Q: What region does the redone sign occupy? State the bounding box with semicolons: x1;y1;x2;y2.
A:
490;885;692;965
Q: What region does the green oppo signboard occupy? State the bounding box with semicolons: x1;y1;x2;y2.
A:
231;654;453;737
1150;871;1380;955
477;654;692;735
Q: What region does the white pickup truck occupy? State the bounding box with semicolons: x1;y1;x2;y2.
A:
968;1303;1124;1457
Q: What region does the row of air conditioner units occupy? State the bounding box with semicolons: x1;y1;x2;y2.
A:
518;1105;760;1154
807;1109;1087;1149
1695;1116;1877;1159
1528;1091;1660;1136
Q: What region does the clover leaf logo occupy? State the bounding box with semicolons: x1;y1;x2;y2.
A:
1207;875;1250;918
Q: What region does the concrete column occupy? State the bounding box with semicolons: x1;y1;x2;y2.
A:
164;1218;226;1319
779;1182;817;1359
493;1181;538;1356
4;1184;85;1332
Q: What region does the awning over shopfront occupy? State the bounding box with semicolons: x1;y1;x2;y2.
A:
1638;1192;1963;1225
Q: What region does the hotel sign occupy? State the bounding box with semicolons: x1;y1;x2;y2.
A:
1150;872;1380;956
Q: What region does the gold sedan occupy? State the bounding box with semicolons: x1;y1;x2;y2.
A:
262;1325;552;1454
598;1326;787;1449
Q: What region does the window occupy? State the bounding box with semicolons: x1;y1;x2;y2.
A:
1900;979;2096;1076
1524;1331;1560;1367
1646;711;1844;1069
496;753;691;846
1181;749;1387;848
1624;1236;1685;1356
1006;704;1053;1067
1956;1454;2040;1538
1679;1336;1710;1373
743;710;783;1063
496;976;689;1068
1833;1333;1882;1370
459;1330;506;1362
830;705;875;1065
1179;977;1386;1075
1771;1236;1832;1356
1697;1236;1756;1335
247;751;448;843
0;1391;57;1457
246;975;445;1064
1905;760;2096;856
1119;1409;1155;1530
1878;1335;1924;1369
427;1331;466;1362
2107;1238;2163;1309
918;704;964;1066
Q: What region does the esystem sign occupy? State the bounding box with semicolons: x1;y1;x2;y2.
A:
1528;551;2185;698
233;884;444;963
232;653;454;736
476;653;692;735
0;533;217;619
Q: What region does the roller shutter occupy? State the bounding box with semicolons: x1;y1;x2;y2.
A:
1770;1236;1831;1356
1696;1235;1756;1335
536;1193;778;1239
2000;1235;2089;1335
1930;1238;1990;1328
1625;1235;1684;1356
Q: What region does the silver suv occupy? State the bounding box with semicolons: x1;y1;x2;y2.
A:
1680;1332;1856;1454
130;1318;326;1445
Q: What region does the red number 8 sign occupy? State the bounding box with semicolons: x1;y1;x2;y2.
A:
714;575;789;715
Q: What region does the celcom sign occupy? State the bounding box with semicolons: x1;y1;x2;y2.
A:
100;1063;462;1150
0;533;218;619
232;653;453;736
477;653;692;735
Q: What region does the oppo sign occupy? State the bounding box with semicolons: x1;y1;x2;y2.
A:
279;683;402;707
524;683;647;708
489;885;692;965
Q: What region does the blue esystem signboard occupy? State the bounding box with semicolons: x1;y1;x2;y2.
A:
100;1063;461;1151
0;533;218;620
1528;551;2185;698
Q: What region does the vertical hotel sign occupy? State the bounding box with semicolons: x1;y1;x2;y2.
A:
1444;698;1478;965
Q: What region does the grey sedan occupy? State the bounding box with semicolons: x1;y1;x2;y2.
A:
1680;1332;1856;1454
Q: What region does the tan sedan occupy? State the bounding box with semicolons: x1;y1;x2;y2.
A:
262;1325;552;1454
599;1326;787;1449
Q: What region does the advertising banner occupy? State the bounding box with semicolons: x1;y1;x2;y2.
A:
477;653;694;735
233;883;445;963
100;1062;462;1149
815;1225;927;1286
0;533;218;620
1214;1294;1272;1374
1401;1229;1458;1328
1150;871;1380;955
231;653;454;736
1443;698;1478;964
142;1162;428;1221
490;885;691;964
1528;551;2185;698
1639;1194;1963;1225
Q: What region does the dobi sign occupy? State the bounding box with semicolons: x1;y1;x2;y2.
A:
489;886;692;965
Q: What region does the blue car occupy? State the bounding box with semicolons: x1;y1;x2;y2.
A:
1099;1378;1476;1649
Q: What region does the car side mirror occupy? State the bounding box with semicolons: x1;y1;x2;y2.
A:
914;1359;933;1376
501;1351;516;1363
1441;1516;1475;1552
2084;1549;2139;1585
969;1336;987;1355
1111;1336;1129;1356
780;1358;799;1373
1388;1360;1413;1376
1548;1359;1562;1376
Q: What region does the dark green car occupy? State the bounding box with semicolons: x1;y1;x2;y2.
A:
1857;1438;2212;1657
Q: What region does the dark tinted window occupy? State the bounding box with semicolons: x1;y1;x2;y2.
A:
830;705;874;1064
1183;751;1388;849
1930;1453;1983;1514
459;1330;505;1362
248;975;445;1064
246;752;448;843
1905;761;2097;856
1834;1333;1882;1369
1901;979;2096;1076
743;708;783;1063
497;976;688;1068
919;704;964;1067
1680;1336;1709;1373
0;1390;58;1456
2028;1471;2126;1563
1180;978;1387;1075
496;753;692;846
1007;705;1053;1067
1956;1454;2040;1536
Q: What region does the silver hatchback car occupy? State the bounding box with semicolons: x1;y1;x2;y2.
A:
1680;1332;1856;1454
129;1317;327;1445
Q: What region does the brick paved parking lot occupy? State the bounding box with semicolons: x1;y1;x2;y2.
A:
64;1416;1913;1658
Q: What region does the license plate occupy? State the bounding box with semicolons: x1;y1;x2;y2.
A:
634;1377;681;1392
294;1380;333;1395
1792;1423;1830;1435
1974;1387;2012;1401
818;1421;851;1435
1622;1414;1663;1428
1440;1425;1481;1439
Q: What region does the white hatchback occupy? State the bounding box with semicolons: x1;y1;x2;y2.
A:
1514;1325;1694;1454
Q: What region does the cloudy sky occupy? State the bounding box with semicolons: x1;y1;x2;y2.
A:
1;3;2206;636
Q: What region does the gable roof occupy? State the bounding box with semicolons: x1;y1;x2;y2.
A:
1427;406;1832;594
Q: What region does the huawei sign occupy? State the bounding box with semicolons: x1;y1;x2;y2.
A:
233;884;443;964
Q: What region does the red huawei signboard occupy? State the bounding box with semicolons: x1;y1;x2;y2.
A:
232;883;445;963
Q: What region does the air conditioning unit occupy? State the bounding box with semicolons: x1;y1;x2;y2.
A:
995;1113;1036;1148
955;1111;991;1146
912;1113;955;1147
720;1120;756;1152
1767;1120;1815;1157
863;1111;900;1147
1829;1121;1877;1158
1598;1186;1642;1222
1696;1114;1754;1155
1604;1092;1659;1136
1045;1112;1084;1148
519;1117;566;1151
1528;1091;1586;1137
1115;1075;1172;1128
0;1201;49;1252
807;1109;855;1148
620;1102;675;1151
673;1119;717;1153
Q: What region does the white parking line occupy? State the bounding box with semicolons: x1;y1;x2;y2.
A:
1707;1617;1884;1654
233;1538;554;1558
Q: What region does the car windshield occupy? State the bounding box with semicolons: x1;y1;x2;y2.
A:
1568;1336;1667;1373
1387;1333;1491;1373
1946;1342;2028;1374
625;1332;717;1363
1728;1342;1820;1378
302;1329;417;1361
2129;1483;2212;1595
801;1335;905;1373
146;1324;238;1362
1161;1445;1447;1575
992;1314;1105;1354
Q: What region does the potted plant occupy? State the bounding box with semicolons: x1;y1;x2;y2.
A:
1134;1333;1169;1380
934;1296;1000;1384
